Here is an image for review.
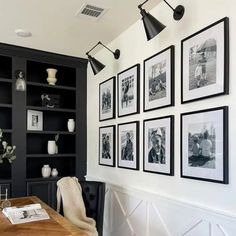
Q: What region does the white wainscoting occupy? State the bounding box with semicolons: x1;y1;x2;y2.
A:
86;177;236;236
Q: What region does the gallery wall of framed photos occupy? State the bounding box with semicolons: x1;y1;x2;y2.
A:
97;17;229;185
87;0;236;216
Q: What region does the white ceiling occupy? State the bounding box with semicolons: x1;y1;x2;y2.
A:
0;0;161;58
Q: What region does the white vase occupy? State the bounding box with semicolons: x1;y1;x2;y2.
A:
47;140;56;155
46;68;57;85
41;165;51;178
67;119;75;132
51;168;58;177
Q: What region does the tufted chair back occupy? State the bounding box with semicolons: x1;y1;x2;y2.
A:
80;181;105;236
60;180;105;236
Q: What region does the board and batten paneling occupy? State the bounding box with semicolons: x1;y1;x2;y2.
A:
87;177;236;236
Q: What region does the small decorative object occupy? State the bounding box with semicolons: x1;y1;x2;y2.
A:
41;94;60;108
99;77;115;121
67;119;75;132
118;121;139;170
143;116;174;175
47;140;56;155
144;46;174;112
0;188;11;209
51;168;58;177
41;164;51;178
55;134;59;154
46;68;58;85
0;129;16;164
15;70;26;92
118;64;140;117
99;125;115;167
181;17;229;103
181;106;228;184
27;110;43;131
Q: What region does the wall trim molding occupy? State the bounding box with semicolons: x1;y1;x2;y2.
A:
85;175;236;220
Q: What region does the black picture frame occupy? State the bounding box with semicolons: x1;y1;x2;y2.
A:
143;46;175;112
117;64;140;117
181;17;229;104
99;125;116;167
99;76;116;121
143;115;174;176
117;121;139;170
181;106;228;184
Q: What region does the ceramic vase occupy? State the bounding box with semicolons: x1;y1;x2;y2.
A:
41;165;51;178
67;119;75;132
51;168;58;177
47;140;56;155
46;68;58;85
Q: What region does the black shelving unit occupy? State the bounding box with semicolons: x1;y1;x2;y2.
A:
0;55;12;190
0;43;87;208
27;81;76;91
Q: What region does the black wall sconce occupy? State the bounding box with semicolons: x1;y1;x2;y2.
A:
138;0;185;41
86;41;120;75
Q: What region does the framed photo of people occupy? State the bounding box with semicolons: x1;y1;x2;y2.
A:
181;17;229;103
143;116;174;175
181;106;228;184
27;110;43;131
117;64;140;117
99;77;115;121
99;125;115;167
117;121;139;170
144;46;174;112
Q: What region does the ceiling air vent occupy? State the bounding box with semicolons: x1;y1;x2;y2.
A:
76;3;108;21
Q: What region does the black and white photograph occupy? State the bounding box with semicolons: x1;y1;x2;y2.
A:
188;122;216;169
143;116;174;175
118;64;140;117
144;46;174;111
99;125;115;167
99;77;115;121
118;121;139;170
27;110;43;131
181;106;228;183
181;17;229;103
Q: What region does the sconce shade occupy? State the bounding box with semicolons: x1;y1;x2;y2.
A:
88;55;105;75
140;9;166;41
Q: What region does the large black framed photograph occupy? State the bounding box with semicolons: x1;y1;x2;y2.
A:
118;121;139;170
99;77;115;121
143;116;174;175
181;106;228;184
117;64;140;117
181;17;229;103
144;46;174;112
99;125;115;167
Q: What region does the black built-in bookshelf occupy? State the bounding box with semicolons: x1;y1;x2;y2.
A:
0;43;87;208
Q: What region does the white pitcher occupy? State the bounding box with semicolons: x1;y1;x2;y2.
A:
47;140;56;154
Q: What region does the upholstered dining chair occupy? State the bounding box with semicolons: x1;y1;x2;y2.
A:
60;180;105;236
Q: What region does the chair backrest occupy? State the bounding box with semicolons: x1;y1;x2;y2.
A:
59;180;105;236
79;181;105;236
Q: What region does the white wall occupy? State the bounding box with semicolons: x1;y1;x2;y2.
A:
87;0;236;234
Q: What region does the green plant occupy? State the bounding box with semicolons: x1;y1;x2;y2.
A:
0;128;16;164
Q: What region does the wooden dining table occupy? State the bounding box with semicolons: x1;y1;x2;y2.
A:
0;196;88;236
